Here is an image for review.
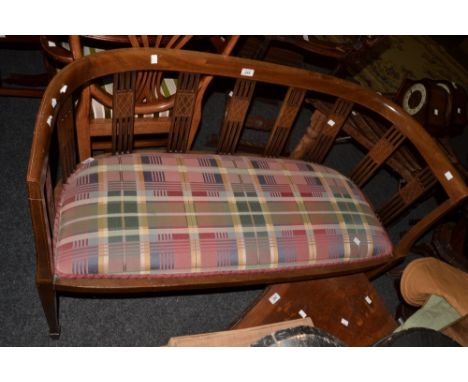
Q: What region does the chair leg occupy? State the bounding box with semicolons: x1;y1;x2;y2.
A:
37;283;60;339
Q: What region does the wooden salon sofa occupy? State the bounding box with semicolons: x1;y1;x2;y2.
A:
26;47;468;338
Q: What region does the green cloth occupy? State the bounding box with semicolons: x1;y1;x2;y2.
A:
395;294;461;333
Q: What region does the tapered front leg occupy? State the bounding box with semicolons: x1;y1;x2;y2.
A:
37;283;60;339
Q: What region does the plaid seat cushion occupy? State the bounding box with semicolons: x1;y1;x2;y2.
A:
54;153;393;278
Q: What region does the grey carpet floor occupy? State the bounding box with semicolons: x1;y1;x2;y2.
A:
0;47;466;346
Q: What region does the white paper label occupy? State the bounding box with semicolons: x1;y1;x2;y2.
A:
351;111;358;116
150;54;158;64
51;98;57;108
46;115;53;127
241;68;255;77
298;309;307;318
444;171;453;181
327;119;336;127
60;85;68;94
353;237;361;246
433;109;439;116
340;318;349;327
228;91;234;97
269;293;281;304
365;296;373;305
48;41;56;47
457;107;462;114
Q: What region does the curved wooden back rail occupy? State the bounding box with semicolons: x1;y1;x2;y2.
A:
27;48;468;337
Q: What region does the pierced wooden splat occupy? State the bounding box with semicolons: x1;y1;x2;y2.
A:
343;111;418;183
56;96;77;180
351;111;423;175
377;167;437;226
264;87;306;157
217;79;256;154
168;72;200;153
112;71;136;154
309;100;423;182
293;98;353;163
350;125;406;188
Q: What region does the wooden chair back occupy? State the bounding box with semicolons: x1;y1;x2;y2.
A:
39;36;239;158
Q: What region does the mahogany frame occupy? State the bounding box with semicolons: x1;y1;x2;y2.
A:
27;48;468;338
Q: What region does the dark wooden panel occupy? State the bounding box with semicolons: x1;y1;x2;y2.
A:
232;273;397;346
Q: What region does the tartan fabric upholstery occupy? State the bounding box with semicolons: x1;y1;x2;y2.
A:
54;153;393;278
